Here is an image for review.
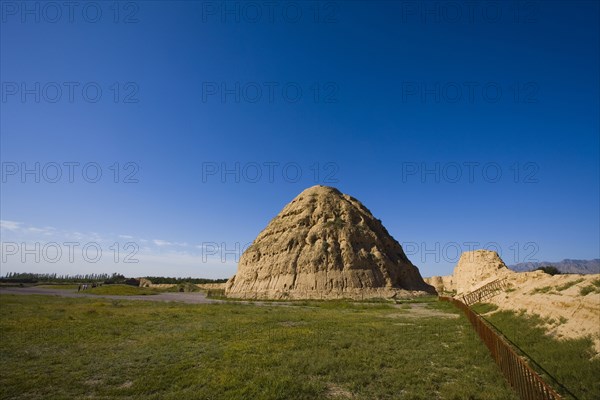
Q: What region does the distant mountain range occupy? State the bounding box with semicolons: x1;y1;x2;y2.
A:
509;259;600;274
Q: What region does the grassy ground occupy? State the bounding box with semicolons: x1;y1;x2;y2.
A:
0;294;518;400
36;284;81;290
471;303;600;400
85;284;161;296
26;283;197;295
579;278;600;296
5;283;160;295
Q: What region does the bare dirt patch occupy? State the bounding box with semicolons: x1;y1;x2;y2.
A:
325;383;354;399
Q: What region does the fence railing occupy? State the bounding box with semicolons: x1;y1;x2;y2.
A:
440;296;563;400
461;278;509;306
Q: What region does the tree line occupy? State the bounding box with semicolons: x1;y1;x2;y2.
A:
142;276;227;284
0;272;126;283
0;272;226;284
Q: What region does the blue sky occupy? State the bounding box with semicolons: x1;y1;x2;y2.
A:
1;1;598;279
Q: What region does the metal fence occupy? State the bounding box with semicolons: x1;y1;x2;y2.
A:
461;278;509;306
440;296;563;400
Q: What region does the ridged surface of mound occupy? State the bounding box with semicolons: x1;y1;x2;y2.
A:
453;250;514;295
225;186;434;299
447;250;600;352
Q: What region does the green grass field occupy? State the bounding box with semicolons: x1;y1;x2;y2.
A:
37;283;179;295
11;284;161;295
0;294;518;400
33;284;161;295
471;303;600;400
36;284;81;290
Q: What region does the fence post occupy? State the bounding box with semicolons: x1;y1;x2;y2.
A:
440;295;562;400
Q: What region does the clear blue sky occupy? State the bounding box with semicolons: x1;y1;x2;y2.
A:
1;1;598;279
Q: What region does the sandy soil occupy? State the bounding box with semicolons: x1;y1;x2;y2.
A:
485;271;600;353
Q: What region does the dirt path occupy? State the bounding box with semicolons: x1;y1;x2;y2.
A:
0;286;222;304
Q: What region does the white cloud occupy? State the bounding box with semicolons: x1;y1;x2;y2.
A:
27;226;56;235
68;231;85;240
1;247;235;279
0;220;22;231
0;220;237;279
152;239;188;247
